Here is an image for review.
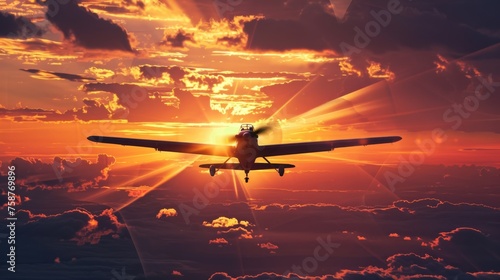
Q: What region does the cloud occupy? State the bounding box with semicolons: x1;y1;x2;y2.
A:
86;0;146;15
160;29;195;48
137;65;231;93
429;227;500;272
258;242;278;250
1;154;115;190
20;68;96;82
84;67;115;80
216;34;244;47
17;208;126;245
0;98;115;122
81;83;223;122
41;0;133;52
217;226;254;239
172;270;183;276
209;238;229;245
0;11;44;38
202;216;250;228
209;252;500;279
156;208;178;219
240;1;500;56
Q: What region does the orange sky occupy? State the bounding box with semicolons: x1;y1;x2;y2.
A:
2;1;500;279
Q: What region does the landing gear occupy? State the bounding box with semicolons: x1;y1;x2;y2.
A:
263;156;286;177
209;157;232;177
278;165;284;176
244;170;249;183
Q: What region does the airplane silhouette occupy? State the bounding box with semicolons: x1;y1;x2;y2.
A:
87;124;401;183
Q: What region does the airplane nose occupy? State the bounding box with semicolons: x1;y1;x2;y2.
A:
243;132;250;138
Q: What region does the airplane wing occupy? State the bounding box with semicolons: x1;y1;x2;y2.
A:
199;163;295;170
256;136;402;157
87;136;233;157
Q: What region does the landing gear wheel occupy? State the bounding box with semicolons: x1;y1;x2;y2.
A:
209;165;216;176
244;170;249;183
278;165;284;177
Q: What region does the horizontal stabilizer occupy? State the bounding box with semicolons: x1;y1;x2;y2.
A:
199;163;295;170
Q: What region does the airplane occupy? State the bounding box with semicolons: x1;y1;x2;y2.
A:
87;124;401;183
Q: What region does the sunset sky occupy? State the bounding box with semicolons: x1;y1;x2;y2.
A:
1;0;500;279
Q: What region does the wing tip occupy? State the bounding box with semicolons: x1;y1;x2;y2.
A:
87;136;100;142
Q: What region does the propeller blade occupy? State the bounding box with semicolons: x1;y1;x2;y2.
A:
253;125;272;135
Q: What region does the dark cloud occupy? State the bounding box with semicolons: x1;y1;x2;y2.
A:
429;227;500;272
240;0;500;56
17;208;126;245
0;200;144;279
40;0;133;52
81;82;223;122
217;35;244;47
260;56;500;134
178;0;334;23
137;65;229;91
0;99;114;122
139;65;187;86
0;107;55;121
1;154;115;190
431;0;500;31
20;68;96;82
243;16;331;51
2;161;500;279
0;11;44;38
209;251;499;279
49;98;113;122
160;29;195;48
104;169;500;279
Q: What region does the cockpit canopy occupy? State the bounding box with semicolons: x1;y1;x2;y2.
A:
240;124;254;131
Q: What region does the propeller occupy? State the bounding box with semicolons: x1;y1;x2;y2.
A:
227;125;273;143
253;126;271;136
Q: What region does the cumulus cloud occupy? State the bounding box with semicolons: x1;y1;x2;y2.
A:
429;227;500;272
0;98;115;122
203;216;250;228
81;83;222;122
209;252;500;279
137;65;231;92
1;154;115;190
0;11;44;38
160;29;195;48
17;208;126;245
41;0;133;52
156;208;178;219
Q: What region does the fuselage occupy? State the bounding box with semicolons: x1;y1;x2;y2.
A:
234;125;259;171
